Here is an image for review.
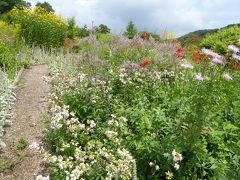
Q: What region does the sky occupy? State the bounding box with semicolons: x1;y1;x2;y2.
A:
29;0;240;37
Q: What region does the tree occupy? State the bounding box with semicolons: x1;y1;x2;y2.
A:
36;1;54;12
67;17;77;39
97;24;111;34
123;21;138;39
0;0;31;14
76;25;90;38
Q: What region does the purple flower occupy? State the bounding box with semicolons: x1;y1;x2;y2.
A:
180;63;194;69
195;73;203;81
201;48;222;59
212;58;225;65
232;54;240;61
228;45;240;53
224;73;233;81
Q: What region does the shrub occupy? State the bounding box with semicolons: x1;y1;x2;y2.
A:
201;25;240;55
0;69;14;149
9;6;67;48
0;20;18;42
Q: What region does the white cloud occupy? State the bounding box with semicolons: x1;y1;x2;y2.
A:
30;0;240;36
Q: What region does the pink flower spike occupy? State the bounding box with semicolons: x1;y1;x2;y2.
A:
224;73;233;81
180;63;194;69
196;73;203;81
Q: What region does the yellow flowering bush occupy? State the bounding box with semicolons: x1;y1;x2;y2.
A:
0;20;18;42
9;7;67;47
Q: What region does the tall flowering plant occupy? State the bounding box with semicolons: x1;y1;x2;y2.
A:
9;6;67;47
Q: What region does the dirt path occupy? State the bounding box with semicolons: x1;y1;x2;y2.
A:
0;65;49;180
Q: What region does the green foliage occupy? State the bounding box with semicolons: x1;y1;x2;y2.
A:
16;137;29;150
178;23;240;47
36;1;54;12
0;41;21;78
200;25;240;55
123;21;138;39
67;17;78;39
9;6;67;48
150;32;161;42
76;25;90;38
0;0;31;14
96;24;111;34
0;20;17;42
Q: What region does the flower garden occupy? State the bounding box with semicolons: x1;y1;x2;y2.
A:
42;34;240;179
0;4;240;180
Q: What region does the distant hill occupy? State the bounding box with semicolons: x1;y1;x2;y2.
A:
178;23;240;46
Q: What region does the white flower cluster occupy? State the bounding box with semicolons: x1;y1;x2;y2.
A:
106;115;128;144
36;175;50;180
106;148;135;179
151;70;175;82
119;65;146;85
107;114;127;128
29;141;44;153
50;104;70;129
51;104;97;137
172;149;183;170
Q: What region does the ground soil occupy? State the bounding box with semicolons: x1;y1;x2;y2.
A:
0;65;49;180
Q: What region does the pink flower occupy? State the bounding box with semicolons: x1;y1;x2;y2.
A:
180;63;194;69
233;54;240;61
195;73;203;81
201;48;222;59
224;73;233;80
212;58;225;65
228;45;240;53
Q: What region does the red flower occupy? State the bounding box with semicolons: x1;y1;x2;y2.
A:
174;48;186;60
176;48;184;53
139;60;153;68
191;50;209;63
143;32;150;40
232;63;239;70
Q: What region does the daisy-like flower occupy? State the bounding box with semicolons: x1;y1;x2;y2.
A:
224;73;233;80
180;63;194;69
233;54;240;61
195;73;203;81
212;58;225;65
228;45;240;53
201;48;222;59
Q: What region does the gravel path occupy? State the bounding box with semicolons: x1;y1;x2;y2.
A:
0;65;49;180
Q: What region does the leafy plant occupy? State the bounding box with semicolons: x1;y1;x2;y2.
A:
123;21;138;39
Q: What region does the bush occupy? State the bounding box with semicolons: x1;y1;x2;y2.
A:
0;41;18;78
9;6;67;48
0;69;14;149
0;20;18;42
201;25;240;55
